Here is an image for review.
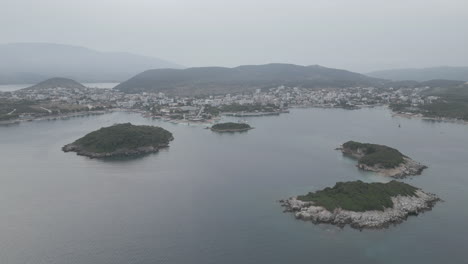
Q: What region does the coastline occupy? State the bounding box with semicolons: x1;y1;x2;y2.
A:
221;110;288;117
0;110;110;125
338;146;427;178
62;143;171;159
280;190;440;229
391;110;468;125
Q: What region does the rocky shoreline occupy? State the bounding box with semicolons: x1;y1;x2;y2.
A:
0;110;108;125
279;190;440;229
392;111;468;125
62;143;170;158
339;146;427;178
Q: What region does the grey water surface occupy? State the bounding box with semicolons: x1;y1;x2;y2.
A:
0;107;466;264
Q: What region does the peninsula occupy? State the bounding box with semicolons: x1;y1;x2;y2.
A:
63;123;173;158
338;141;427;178
280;180;440;229
211;122;252;132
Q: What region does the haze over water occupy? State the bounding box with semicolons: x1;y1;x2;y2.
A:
0;107;466;264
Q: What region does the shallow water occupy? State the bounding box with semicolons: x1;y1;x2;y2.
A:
0;107;466;264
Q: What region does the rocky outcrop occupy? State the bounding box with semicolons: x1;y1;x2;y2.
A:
280;190;440;229
62;143;169;158
357;157;427;178
339;145;427;178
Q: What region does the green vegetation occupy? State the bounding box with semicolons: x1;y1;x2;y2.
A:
211;122;251;131
390;100;468;121
203;105;220;116
297;180;418;212
115;64;382;95
0;99;97;121
73;123;173;153
0;99;47;120
391;84;468;121
343;141;406;168
420;101;468;120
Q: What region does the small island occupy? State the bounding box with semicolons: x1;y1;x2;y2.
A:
211;122;252;132
63;123;173;158
280;180;440;229
338;141;427;178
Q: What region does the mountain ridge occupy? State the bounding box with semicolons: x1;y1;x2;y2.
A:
367;66;468;81
115;63;386;95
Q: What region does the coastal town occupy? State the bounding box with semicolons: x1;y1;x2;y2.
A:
0;82;440;125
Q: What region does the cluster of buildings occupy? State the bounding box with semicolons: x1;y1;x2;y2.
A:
0;84;437;123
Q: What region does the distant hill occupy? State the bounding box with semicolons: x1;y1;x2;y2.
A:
115;63;385;95
0;43;182;84
367;66;468;81
421;82;468;99
23;77;85;90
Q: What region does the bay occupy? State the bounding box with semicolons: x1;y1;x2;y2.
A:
0;107;466;264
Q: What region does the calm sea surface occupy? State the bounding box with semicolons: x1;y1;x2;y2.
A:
0;107;466;264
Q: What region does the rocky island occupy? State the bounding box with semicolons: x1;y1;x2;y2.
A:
338;141;427;178
280;180;440;229
211;122;252;132
63;123;173;158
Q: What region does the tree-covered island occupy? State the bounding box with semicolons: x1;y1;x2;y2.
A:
280;180;440;229
339;141;427;178
210;122;252;132
62;123;173;158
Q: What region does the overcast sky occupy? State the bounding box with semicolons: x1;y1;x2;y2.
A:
1;0;467;72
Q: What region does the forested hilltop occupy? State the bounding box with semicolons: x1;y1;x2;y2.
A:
114;63;385;95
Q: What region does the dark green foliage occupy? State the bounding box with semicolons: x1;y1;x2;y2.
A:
343;141;406;168
115;63;383;95
419;85;468;121
0;113;19;121
389;103;411;112
203;105;220;116
297;180;418;212
393;84;468;121
211;122;251;131
0;99;49;119
420;101;468;121
74;123;173;153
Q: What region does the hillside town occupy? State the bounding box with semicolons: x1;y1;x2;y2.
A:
0;84;437;124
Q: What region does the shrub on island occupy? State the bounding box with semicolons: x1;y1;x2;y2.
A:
63;123;173;158
211;122;252;132
342;141;405;168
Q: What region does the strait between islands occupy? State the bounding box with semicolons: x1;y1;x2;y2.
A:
62;123;173;158
281;141;439;229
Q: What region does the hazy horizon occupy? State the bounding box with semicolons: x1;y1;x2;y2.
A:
1;0;468;72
